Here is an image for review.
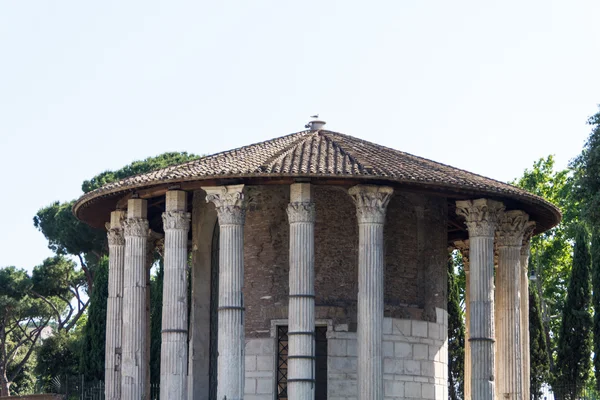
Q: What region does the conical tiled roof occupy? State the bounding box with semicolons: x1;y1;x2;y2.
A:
73;129;561;233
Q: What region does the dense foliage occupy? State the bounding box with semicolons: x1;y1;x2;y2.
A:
571;108;600;390
447;254;465;400
529;284;550;399
81;152;200;193
592;229;600;391
512;156;575;378
36;331;81;391
554;225;592;399
0;266;49;396
0;151;202;395
79;257;108;382
30;151;200;386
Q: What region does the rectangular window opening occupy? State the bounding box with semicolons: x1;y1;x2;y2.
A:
276;325;328;400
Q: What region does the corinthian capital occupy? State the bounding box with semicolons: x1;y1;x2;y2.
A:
455;199;504;238
123;218;150;237
203;184;247;225
162;211;191;230
496;210;530;247
348;185;393;224
521;221;536;255
287;202;315;223
106;210;125;246
107;228;125;246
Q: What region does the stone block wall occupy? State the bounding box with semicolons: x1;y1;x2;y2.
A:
242;309;448;400
244;338;276;400
327;308;448;400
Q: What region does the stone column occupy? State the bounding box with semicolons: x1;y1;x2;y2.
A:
520;222;535;400
455;240;471;400
203;184;246;400
456;199;504;400
160;191;191;400
349;185;394;400
121;199;150;400
496;211;530;400
106;210;125;400
287;183;316;400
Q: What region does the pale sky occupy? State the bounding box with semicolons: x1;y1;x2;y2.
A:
1;1;599;271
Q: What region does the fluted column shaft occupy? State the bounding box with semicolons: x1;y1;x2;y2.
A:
349;185;393;400
203;185;246;400
160;191;191;400
456;199;504;400
287;183;316;400
106;210;125;400
496;247;522;400
496;212;531;400
519;250;530;400
520;225;535;400
122;199;150;400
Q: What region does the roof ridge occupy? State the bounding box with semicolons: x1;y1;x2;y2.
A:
318;131;374;174
257;131;315;173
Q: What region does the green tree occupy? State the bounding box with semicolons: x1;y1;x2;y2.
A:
36;330;81;391
33;152;200;382
79;257;108;382
571;107;600;226
33;201;105;291
447;253;465;400
512;155;576;379
0;266;50;396
555;225;592;399
571;107;600;389
33;151;201;293
591;228;600;391
30;256;88;332
530;284;550;400
81;152;200;193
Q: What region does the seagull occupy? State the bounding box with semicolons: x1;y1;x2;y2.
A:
310;114;319;119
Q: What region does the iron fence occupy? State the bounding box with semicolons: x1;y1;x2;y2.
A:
41;376;159;400
534;384;600;400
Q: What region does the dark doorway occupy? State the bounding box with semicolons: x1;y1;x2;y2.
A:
276;325;328;400
208;222;219;400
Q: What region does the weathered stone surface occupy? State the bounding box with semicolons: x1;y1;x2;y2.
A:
188;190;216;399
520;222;535;400
105;210;125;400
349;184;393;400
121;199;150;400
204;184;247;400
287;183;316;400
159;191;191;400
240;185;448;340
496;211;529;400
185;184;450;398
456;199;505;400
326;314;448;399
244;338;275;400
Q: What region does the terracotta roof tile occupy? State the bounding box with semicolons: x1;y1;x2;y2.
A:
74;129;561;231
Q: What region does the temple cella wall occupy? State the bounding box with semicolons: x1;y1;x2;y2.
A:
243;308;448;400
